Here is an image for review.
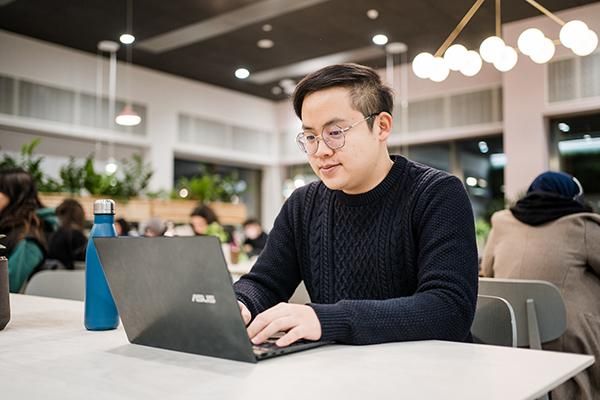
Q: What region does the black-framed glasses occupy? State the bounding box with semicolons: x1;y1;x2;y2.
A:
295;113;379;155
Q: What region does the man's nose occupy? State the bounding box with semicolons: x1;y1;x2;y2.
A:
313;137;333;157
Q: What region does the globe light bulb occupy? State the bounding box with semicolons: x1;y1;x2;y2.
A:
372;34;389;46
560;20;589;49
235;68;250;79
412;52;434;79
429;57;449;82
493;46;518;72
459;50;483;77
517;28;545;56
529;37;555;64
479;36;505;63
571;29;598;56
444;44;468;71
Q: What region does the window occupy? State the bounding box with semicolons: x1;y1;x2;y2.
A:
457;136;505;221
173;158;263;221
550;113;600;211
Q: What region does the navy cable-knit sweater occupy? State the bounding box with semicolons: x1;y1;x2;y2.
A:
234;155;478;344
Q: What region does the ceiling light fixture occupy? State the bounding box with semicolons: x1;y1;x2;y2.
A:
262;24;272;32
115;104;141;126
279;79;296;95
372;34;389;46
478;141;489;153
119;33;135;45
557;122;570;132
411;0;598;83
257;39;274;49
115;0;141;127
105;157;119;174
235;68;250;79
366;9;379;20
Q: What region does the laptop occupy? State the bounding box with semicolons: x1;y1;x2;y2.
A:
94;236;329;363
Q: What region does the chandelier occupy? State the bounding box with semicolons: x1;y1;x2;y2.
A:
412;0;599;82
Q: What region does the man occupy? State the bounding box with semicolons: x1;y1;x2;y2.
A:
234;63;478;347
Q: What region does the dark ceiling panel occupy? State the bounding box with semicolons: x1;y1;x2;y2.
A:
0;0;598;100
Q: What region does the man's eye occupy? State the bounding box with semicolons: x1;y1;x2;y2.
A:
304;135;317;142
327;129;343;138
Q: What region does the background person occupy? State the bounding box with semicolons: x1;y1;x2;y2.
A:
190;204;219;236
242;218;268;257
0;168;57;292
48;198;87;269
482;172;600;400
481;171;600;400
142;217;166;237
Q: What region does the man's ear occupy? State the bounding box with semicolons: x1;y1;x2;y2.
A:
376;112;393;141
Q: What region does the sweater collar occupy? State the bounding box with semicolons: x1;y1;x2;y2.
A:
334;155;406;206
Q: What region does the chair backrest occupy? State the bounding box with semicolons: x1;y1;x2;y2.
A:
478;278;567;348
288;281;311;304
25;270;85;301
472;295;517;347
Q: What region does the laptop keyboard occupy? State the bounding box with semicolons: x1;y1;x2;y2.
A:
252;332;310;356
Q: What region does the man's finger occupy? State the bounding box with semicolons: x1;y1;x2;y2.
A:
250;316;295;345
246;303;288;338
239;302;251;325
276;326;303;347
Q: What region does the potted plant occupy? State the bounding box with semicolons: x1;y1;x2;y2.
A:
4;138;248;225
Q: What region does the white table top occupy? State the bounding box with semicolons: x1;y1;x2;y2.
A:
0;294;594;400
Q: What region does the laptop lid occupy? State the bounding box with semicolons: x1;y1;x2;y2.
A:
94;236;257;363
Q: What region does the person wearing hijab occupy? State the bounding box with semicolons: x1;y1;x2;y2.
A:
481;171;600;400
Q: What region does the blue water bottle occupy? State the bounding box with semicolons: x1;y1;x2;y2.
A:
84;199;119;330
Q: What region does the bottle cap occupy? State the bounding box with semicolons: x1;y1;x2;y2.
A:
93;199;115;215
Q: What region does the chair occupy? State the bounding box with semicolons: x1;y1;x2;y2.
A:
471;295;517;347
478;278;567;400
478;278;567;349
24;270;85;301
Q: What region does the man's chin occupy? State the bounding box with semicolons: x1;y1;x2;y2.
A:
320;177;345;191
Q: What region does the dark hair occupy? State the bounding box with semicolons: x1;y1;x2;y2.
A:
242;218;261;228
293;63;394;129
115;217;131;236
56;198;85;230
190;204;219;225
0;168;46;252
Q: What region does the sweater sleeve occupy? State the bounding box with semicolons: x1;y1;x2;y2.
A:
233;192;303;318
309;175;479;344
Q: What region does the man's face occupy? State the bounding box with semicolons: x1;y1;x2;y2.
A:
301;87;386;194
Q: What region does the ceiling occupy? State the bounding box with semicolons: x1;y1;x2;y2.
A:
0;0;597;100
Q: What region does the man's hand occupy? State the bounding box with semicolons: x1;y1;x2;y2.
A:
238;301;251;326
246;303;321;347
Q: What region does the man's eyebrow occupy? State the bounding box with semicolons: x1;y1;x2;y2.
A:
302;117;346;130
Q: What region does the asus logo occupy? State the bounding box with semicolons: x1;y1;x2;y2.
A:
191;294;216;304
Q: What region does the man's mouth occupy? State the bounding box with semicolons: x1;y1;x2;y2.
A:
319;163;341;174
